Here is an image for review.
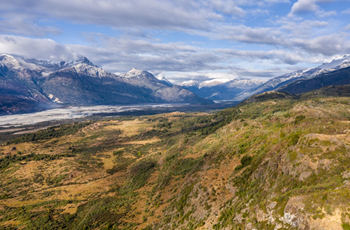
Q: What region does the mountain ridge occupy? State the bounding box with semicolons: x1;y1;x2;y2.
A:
179;55;350;102
0;54;212;115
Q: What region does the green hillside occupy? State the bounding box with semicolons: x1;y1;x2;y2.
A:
1;89;350;229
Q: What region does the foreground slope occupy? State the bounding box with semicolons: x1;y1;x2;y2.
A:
1;89;350;229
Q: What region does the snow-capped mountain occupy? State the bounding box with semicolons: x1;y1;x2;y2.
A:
180;80;200;87
0;54;212;115
232;54;350;101
0;54;97;73
181;78;265;101
199;79;229;88
225;79;265;89
119;68;171;89
180;79;229;88
156;74;172;86
120;68;156;80
318;54;350;70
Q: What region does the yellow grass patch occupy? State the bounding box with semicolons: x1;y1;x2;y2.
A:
0;219;22;228
122;137;160;145
12;160;42;179
105;119;151;137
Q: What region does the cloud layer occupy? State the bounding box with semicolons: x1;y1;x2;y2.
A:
0;0;350;82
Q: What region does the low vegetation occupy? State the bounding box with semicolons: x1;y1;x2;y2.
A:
1;92;350;229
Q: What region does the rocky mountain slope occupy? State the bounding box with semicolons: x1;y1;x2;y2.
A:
0;54;212;115
1;86;350;229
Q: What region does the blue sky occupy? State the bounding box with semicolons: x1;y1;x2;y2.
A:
0;0;350;83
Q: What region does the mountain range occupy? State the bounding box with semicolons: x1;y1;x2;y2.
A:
181;55;350;101
1;53;350;116
181;78;265;101
0;54;211;115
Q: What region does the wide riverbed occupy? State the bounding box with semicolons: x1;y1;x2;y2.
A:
0;104;187;127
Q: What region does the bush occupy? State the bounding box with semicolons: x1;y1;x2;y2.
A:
126;158;157;190
294;115;306;124
289;133;300;145
241;155;252;167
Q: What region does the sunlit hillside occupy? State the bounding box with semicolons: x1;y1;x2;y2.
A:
2;88;350;229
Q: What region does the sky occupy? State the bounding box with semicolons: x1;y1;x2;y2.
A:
0;0;350;84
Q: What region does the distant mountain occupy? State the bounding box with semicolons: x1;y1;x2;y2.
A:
0;54;212;115
156;75;173;86
181;78;265;101
278;66;350;94
232;54;350;101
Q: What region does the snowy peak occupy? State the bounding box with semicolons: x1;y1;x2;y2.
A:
120;68;157;80
73;56;96;67
180;78;264;89
319;54;350;70
0;53;113;79
156;75;172;86
73;62;113;78
0;54;44;71
0;53;98;73
180;80;199;87
225;78;265;89
199;79;228;88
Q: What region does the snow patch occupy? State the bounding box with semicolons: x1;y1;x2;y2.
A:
180;80;199;87
54;98;63;103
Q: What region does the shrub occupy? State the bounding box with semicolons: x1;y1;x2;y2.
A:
241;155;252;167
289;133;300;146
294;115;306;124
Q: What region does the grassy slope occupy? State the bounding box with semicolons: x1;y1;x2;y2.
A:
1;94;350;229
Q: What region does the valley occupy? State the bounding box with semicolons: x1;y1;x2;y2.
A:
2;1;350;229
1;87;350;229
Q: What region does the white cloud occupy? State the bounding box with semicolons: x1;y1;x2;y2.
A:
342;8;350;14
290;0;320;14
197;24;284;45
289;0;346;16
0;35;76;61
0;0;223;33
0;0;348;83
0;34;225;73
278;19;329;37
0;0;294;38
161;71;238;84
289;33;350;55
208;0;246;17
316;10;337;17
1;34;329;83
216;48;326;65
0;18;60;37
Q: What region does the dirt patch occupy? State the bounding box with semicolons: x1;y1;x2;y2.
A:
308;209;342;230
